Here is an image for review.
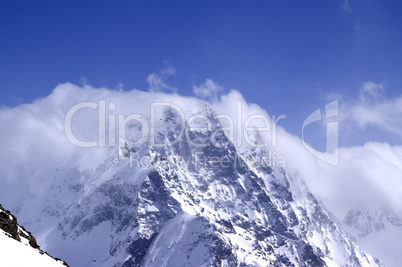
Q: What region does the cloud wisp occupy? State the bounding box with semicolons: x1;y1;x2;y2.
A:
193;79;224;102
341;81;402;138
342;0;352;13
146;63;177;93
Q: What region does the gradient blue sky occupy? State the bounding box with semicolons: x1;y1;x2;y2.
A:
1;0;402;148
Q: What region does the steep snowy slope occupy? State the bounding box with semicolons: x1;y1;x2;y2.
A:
0;230;67;267
7;105;382;267
0;204;67;267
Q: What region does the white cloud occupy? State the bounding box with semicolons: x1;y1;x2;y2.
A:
146;64;177;92
193;78;224;101
360;81;385;102
341;81;402;137
321;142;402;217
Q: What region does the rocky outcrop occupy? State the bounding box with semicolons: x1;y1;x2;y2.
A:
0;204;39;249
0;203;69;266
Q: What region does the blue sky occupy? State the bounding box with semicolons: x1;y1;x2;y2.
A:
2;3;402;264
1;0;402;148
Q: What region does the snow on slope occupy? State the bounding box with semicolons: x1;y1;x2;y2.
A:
0;204;67;267
0;229;66;267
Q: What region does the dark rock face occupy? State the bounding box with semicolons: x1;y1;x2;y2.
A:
0;203;69;266
125;233;157;267
0;205;20;240
0;203;38;249
301;244;326;267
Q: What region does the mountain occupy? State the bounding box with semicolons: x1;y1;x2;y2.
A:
1;94;383;266
0;204;68;267
343;207;402;267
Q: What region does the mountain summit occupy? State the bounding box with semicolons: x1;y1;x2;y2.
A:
5;103;381;267
0;87;384;266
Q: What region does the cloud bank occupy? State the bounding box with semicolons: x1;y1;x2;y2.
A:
0;81;401;223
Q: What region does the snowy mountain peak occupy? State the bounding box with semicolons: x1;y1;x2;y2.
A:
3;102;384;267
